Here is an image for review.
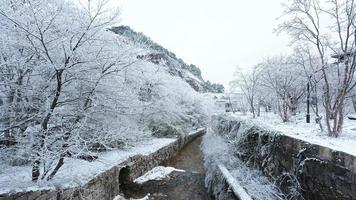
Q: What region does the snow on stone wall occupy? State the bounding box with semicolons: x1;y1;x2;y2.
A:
211;114;356;200
0;129;205;200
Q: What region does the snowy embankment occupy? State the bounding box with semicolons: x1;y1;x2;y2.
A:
211;113;356;199
231;112;356;156
0;138;175;195
202;132;283;200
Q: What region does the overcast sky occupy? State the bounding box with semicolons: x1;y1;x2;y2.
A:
116;0;292;90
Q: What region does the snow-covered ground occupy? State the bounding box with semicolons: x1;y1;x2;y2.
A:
231;112;356;156
134;166;185;184
0;138;175;195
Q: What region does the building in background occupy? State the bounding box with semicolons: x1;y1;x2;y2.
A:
204;92;245;113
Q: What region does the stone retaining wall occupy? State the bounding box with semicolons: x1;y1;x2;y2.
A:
213;115;356;200
0;129;205;200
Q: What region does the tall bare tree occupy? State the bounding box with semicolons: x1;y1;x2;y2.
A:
0;0;124;181
292;46;325;131
231;66;262;118
279;0;356;136
259;56;307;122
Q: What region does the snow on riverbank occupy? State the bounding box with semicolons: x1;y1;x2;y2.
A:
202;132;283;200
0;138;175;195
134;166;185;184
231;112;356;156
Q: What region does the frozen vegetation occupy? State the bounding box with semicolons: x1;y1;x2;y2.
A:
1;0;356;198
0;0;215;193
231;112;356;156
206;112;356;199
202;130;284;200
230;0;356;139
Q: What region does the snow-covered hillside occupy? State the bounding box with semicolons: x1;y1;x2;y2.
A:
110;26;224;93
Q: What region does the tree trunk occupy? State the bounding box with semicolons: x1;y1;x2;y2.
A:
283;103;289;122
249;97;256;118
32;69;63;181
46;130;71;180
46;157;64;181
31;153;41;181
278;100;289;122
314;104;324;132
31;131;45;181
324;99;333;135
251;105;256;118
336;104;344;135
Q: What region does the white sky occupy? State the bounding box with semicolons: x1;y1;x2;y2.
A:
115;0;292;90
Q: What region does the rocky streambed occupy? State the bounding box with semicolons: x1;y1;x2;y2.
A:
121;137;213;200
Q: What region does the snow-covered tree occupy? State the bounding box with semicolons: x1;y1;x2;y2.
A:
230;66;262;118
278;0;356;136
292;46;325;131
259;56;307;122
0;0;125;181
0;0;213;182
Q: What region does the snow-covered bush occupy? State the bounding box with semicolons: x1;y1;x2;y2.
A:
121;57;214;136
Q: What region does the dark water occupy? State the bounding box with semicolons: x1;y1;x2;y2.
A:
122;137;213;200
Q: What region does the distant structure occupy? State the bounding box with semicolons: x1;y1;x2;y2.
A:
205;92;245;112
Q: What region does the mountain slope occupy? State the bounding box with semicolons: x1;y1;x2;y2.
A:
110;26;224;93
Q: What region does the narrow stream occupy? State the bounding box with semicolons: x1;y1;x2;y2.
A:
122;136;213;200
